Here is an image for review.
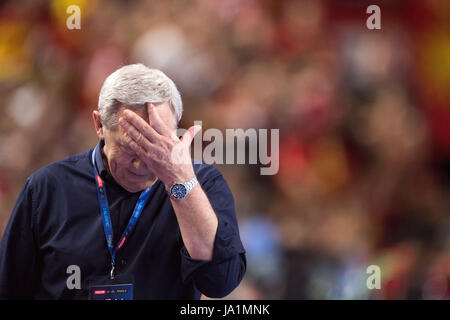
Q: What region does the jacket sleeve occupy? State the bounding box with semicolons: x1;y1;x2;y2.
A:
0;178;39;299
179;170;246;298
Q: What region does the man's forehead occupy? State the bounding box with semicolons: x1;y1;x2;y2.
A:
118;104;149;123
118;101;169;121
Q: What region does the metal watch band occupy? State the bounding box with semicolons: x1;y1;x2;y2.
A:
168;177;198;199
184;176;198;193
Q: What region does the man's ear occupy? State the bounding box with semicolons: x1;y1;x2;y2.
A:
92;110;105;139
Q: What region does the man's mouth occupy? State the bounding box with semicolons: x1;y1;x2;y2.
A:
127;169;147;177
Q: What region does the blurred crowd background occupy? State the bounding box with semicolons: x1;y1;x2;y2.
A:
0;0;449;299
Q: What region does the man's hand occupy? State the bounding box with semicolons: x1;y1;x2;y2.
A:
118;103;201;187
119;103;218;261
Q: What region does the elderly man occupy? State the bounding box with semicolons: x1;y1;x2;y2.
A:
0;64;246;299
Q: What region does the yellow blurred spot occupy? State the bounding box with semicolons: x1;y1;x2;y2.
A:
419;31;450;106
0;21;31;82
310;137;349;193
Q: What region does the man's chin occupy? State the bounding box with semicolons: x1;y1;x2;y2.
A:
113;171;156;193
121;178;157;193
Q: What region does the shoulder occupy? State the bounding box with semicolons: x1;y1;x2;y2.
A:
192;159;223;182
192;159;234;197
27;148;93;189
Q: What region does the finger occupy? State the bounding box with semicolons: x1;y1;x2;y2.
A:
180;125;202;147
121;130;149;162
124;130;166;168
122;109;159;142
147;103;177;138
119;116;155;153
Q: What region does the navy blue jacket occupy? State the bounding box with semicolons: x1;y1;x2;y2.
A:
0;141;246;299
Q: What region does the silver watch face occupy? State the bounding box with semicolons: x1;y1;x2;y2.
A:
171;183;187;199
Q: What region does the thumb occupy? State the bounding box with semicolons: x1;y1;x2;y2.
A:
180;125;201;146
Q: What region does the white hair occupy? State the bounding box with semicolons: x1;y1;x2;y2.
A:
98;63;182;129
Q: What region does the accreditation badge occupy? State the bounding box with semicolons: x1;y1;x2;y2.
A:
88;274;134;300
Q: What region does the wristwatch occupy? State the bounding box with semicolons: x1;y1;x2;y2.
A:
167;177;198;200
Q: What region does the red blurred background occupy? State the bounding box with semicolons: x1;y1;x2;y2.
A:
0;0;449;299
